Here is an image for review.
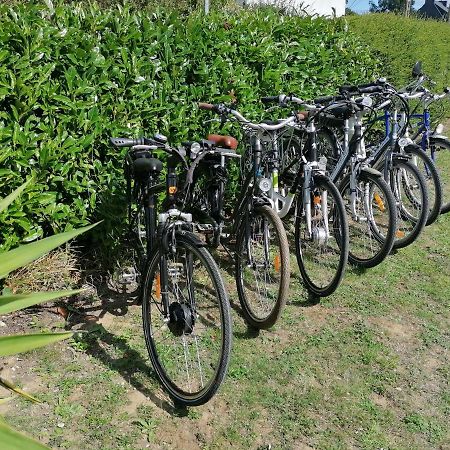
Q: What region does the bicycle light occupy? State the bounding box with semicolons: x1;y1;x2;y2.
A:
258;177;272;192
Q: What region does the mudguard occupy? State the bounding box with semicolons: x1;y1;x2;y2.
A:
360;166;382;178
175;229;206;247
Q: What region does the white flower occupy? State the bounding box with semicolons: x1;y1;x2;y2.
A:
135;76;145;83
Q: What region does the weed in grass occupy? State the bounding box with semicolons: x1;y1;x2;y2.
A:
403;412;446;444
134;417;159;443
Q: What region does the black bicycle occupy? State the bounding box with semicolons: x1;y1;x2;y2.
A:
110;135;232;406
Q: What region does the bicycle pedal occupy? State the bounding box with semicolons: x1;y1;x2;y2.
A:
117;267;138;285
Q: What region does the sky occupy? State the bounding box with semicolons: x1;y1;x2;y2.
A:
349;0;426;13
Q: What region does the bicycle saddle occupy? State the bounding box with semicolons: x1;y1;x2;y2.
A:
133;157;163;175
207;134;238;150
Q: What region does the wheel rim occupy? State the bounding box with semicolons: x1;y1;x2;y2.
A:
392;166;424;240
342;178;391;262
238;212;283;321
297;185;344;290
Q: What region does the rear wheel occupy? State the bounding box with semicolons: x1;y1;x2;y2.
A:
235;205;290;329
142;233;232;406
295;177;348;297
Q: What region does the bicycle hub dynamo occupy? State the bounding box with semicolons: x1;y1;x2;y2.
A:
168;302;195;336
311;227;328;247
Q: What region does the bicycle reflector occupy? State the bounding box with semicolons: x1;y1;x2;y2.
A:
374;193;386;212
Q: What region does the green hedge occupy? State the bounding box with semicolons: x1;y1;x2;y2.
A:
0;1;378;254
347;13;450;90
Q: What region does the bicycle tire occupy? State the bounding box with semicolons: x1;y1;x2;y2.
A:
295;176;349;297
389;159;429;249
404;145;442;226
142;232;232;406
429;137;450;214
235;205;290;329
339;172;397;268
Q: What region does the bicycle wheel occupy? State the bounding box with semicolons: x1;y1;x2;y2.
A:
235;205;290;329
429;137;450;214
389;160;429;249
405;145;442;225
142;232;232;406
295;177;349;297
339;172;396;268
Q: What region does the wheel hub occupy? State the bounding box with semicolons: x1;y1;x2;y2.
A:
168;302;195;336
311;227;328;246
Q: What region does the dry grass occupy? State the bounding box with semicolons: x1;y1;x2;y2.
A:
5;244;81;294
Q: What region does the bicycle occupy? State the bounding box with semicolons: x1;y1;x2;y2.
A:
314;81;430;250
192;102;291;329
402;61;450;214
110;135;232;406
255;95;350;296
280;91;397;268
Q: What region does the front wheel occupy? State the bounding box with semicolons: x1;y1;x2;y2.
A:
404;145;442;226
235;205;290;329
389;160;429;249
429;137;450;214
295;176;349;297
142;233;232;406
340;172;397;268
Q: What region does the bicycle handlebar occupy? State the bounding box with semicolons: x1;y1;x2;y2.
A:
199;101;295;131
261;95;282;105
110;137;147;148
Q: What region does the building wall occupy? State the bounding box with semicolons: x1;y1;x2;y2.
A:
238;0;346;17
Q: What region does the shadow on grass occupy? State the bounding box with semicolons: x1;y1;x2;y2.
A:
66;296;189;418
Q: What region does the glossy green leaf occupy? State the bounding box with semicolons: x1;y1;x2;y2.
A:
0;179;32;213
0;332;72;357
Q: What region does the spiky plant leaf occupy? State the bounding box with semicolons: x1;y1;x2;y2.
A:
0;332;72;357
0;223;99;279
0;179;32;214
0;377;40;403
0;289;83;315
0;420;49;450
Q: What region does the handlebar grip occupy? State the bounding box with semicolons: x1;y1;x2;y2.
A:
198;102;215;110
110;137;145;148
261;95;280;104
314;94;346;104
314;95;335;104
358;85;384;94
339;85;359;94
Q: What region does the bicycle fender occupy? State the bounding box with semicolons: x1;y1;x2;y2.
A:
175;229;206;247
391;153;411;163
360;167;382;178
311;172;330;182
429;136;450;147
402;143;422;154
